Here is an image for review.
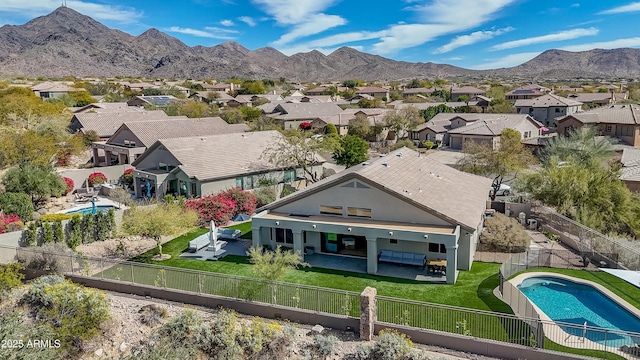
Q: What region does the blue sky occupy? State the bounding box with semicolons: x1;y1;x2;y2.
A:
1;0;640;70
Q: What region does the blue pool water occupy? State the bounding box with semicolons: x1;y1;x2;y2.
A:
65;205;116;215
518;276;640;346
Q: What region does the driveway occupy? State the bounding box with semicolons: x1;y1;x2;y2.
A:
424;148;465;166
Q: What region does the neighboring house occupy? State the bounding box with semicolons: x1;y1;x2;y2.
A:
210;83;236;93
121;82;155;93
515;94;582;128
73;102;143;113
30;82;87;100
505;84;549;101
566;92;627;107
251;147;493;284
620;148;640;192
127;95;182;107
393;101;476;110
409;113;481;145
267;102;344;129
189;91;235;105
448;114;543;150
450;86;486;101
402;87;435;98
91;117;248;166
355;86;389;100
305;86;330;96
556;104;640;147
68;110;170;139
130;130;325;199
311;108;392;137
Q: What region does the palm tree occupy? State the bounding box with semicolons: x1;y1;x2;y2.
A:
541;126;615;168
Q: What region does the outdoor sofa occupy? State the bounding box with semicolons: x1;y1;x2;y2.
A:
378;250;426;267
188;228;242;252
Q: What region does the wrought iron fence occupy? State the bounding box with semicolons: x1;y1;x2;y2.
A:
533;205;640;271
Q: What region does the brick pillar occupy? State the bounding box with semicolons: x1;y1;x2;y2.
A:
360;286;377;340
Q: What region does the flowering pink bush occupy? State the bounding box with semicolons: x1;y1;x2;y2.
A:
185;188;257;225
122;168;134;187
299;121;312;130
0;213;22;234
88;172;107;186
62;177;74;195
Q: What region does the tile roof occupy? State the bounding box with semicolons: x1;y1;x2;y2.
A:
448;114;541;136
111;117;248;147
621;147;640;167
72;110;170;137
270;103;343;120
356;86;388;94
145;131;302;181
192;91;234;100
412;113;485;133
451;86;486;94
73;102;144;113
394;101;476;110
558;104;640;125
566;93;614;103
403;87;436;94
262;147;492;230
515;93;582;107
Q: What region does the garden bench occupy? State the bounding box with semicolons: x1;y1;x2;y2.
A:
378;250;426;267
188;234;210;252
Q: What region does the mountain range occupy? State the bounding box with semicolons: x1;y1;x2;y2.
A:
1;6;640;81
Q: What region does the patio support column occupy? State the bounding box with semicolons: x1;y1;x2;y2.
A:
292;230;304;258
251;225;261;249
446;244;458;284
104;149;112;166
92;147;100;166
366;237;377;274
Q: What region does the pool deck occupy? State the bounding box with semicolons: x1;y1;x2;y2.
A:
508;272;640;358
57;197;124;214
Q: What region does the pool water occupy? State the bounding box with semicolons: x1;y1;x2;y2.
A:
518;276;640;347
65;205;116;215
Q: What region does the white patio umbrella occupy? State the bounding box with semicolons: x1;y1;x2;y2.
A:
209;220;217;251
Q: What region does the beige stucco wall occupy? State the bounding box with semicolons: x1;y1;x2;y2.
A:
272;179;453;227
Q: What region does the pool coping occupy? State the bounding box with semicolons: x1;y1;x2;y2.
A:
507;272;640;357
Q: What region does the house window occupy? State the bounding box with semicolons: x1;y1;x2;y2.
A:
555;108;561;113
605;125;612;132
283;169;296;183
244;176;254;190
191;182;197;197
123;140;136;147
348;207;371;218
320;205;342;216
428;243;447;253
236;177;243;189
275;228;293;244
390;239;398;244
528;108;533;113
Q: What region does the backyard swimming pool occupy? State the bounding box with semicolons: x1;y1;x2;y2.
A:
518;276;640;347
65;205;116;215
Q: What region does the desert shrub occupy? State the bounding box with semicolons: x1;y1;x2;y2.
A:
123;341;198;360
370;329;413;360
0;262;25;298
314;334;339;358
87;171;107;186
237;317;281;356
0;192;34;222
139;304;168;326
121;202;197;244
355;343;373;359
422;140;435;149
0;311;59;360
253;186;277;208
62;177;74;195
22;276;110;351
109;187;132;207
480;212;530;252
16;243;75;273
392;139;417;150
38;213;72;222
158;309;203;344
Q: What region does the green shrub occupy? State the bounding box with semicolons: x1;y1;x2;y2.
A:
371;329;413;360
38;213;72;222
22;277;110;351
0;311;59;360
0;262;25;297
0;192;34;222
480;212;530;252
422;140;435;149
66;214;82;249
24;222;38;246
53;220;64;243
253;186;277;208
80;213;95;243
41;221;54;244
392;139;417;150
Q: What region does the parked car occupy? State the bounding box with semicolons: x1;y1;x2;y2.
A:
489;183;511;196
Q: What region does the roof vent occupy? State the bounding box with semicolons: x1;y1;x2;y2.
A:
382;162;390;168
362;162;369;166
396;152;403;157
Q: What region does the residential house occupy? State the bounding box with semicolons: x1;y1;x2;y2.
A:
210;83;236;93
72;102;143;113
130;130;325;199
311;108;392;137
91;117;248;166
251;147;493;284
267;103;344;129
402;88;435;98
450;86;486;101
566;92;627;107
355;86;389;100
189;91;235;106
305;86;331;96
505;84;549;101
515;94;582;128
127;95;182;107
393;101;476;110
30;82;88;100
448;114;543;149
409;113;481;145
620;148;640;192
556;104;640;147
68;110;170;139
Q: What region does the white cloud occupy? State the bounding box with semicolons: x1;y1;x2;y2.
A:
167;26;237;40
599;2;640;14
0;0;142;23
271;13;345;46
434;26;514;54
491;27;598;50
238;16;256;27
370;0;517;54
559;37;640;52
299;30;388;48
251;0;345;45
220;19;234;26
570;3;580;7
469;51;541;70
